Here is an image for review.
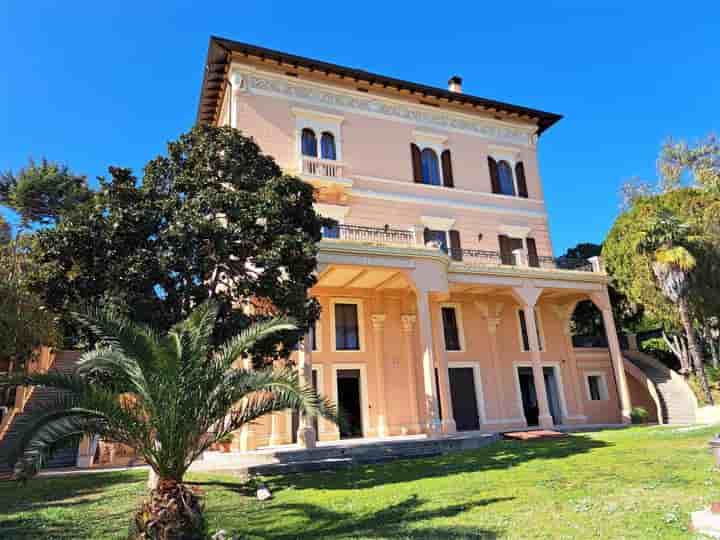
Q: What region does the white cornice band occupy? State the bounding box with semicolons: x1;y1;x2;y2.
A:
233;66;534;147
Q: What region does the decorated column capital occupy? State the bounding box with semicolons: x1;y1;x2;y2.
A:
400;314;417;333
371;313;387;331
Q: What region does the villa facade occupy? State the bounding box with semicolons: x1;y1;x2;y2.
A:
197;38;633;449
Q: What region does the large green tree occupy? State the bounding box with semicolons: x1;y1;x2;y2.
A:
28;125;328;360
1;302;337;539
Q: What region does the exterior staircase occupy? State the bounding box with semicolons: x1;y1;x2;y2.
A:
624;350;697;425
0;350;83;478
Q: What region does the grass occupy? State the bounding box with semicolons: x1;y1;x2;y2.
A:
1;425;719;539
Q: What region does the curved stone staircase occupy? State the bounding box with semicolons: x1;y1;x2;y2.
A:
0;351;82;478
624;350;697;425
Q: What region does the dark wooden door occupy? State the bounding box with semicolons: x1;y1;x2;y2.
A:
448;367;480;431
337;369;362;439
517;367;539;426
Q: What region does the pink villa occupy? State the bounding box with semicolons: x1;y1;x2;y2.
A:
193;37;644;451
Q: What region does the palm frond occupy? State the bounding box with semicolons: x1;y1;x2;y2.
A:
75;347;154;403
655;246;697;271
212;317;297;369
169;300;219;364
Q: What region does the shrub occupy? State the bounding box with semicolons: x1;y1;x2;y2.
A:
631;407;649;424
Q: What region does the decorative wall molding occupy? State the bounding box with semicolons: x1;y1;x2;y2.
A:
236;67;534;146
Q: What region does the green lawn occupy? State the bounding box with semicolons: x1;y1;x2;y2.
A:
2;425;719;539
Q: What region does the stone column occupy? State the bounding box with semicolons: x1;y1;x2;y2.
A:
238;356;258;452
296;332;317;448
415;291;442;436
592;291;632;424
371;314;389;437
269;360;283;447
513;287;554;428
476;300;506;420
401;314;421;433
552;302;586;422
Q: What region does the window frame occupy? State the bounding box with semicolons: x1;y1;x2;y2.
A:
301;128;318;158
487;149;522;198
585;372;609;401
330;298;365;353
496;159;517;196
518;307;545;352
320;131;337;160
440;303;466;352
420;147;442;186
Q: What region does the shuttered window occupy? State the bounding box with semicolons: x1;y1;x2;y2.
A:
411;143;423;183
515;162;528;198
441;150;454;188
335;303;360;351
423;229;448;253
526;238;539;268
488;157;501;194
449;230;462;261
499;235;524;265
421;148;441;185
441;307;461;351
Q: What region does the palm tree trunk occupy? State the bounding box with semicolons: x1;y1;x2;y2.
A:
679;298;714;405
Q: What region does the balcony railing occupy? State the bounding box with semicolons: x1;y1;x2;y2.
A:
320;223;602;273
302;157;344;178
323;224;415;246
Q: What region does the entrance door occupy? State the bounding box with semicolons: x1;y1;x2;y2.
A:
291;370;318;444
517;367;539;426
448;367;480;431
336;369;363;439
543;366;563;425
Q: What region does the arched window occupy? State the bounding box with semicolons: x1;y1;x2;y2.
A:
497;160;516;196
301;128;317;157
320;132;336;160
420;148;441;186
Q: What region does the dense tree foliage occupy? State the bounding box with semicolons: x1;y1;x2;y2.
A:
27;126;328;361
563;243;643;337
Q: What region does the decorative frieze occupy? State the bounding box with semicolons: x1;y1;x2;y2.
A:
241;70;534;146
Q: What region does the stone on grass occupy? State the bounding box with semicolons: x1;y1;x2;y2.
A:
256;484;272;501
691;509;720;538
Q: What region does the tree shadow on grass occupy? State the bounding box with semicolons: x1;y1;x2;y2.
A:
266;434;610;493
237;494;510;539
0;471;144;539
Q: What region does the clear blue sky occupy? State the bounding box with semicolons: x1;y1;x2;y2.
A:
1;1;718;254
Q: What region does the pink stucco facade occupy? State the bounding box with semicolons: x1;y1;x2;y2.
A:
204;43;634;447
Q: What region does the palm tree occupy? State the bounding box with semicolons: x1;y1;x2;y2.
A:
1;301;336;539
637;209;714;404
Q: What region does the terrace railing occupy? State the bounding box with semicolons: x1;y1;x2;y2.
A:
322;224;415;246
301;157;344;178
320;223;602;273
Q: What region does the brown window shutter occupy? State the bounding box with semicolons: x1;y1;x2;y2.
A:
498;234;512;264
441;150;454;188
449;230;462;261
526;238;539;267
488;157;500;193
515;162;529;198
411;143;423;183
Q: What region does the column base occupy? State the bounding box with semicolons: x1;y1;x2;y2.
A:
425;419;443;438
296;426;317;449
441;419;457;434
538;415;555;429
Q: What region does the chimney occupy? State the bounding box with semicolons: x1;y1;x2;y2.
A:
448;75;463;93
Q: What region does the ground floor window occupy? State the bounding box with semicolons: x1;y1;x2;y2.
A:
334;302;360;351
441;306;461;351
586;373;609;401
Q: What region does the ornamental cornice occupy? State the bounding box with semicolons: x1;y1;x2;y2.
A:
234;68;534;146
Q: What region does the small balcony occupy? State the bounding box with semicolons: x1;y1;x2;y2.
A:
302;156;344;179
320;224;603;273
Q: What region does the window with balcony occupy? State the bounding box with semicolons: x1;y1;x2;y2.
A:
498;235;540;267
301;128;317;157
410;143;454;187
488;156;529;198
320;132;336;160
